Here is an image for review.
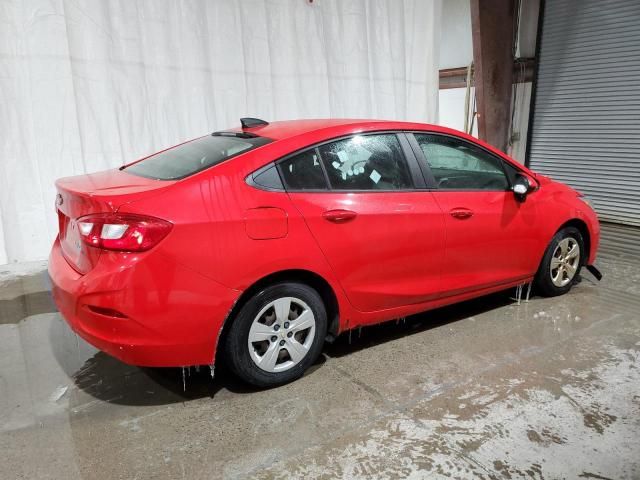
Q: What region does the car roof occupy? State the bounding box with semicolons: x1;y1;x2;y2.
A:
227;118;435;141
224;118;532;175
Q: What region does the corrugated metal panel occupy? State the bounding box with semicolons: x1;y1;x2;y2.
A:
528;0;640;226
599;222;640;262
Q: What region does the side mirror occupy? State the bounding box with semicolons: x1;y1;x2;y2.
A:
513;175;531;201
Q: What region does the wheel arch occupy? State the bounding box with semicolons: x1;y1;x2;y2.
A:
557;218;591;263
214;269;341;364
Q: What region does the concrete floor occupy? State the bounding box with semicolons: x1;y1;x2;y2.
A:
1;223;639;479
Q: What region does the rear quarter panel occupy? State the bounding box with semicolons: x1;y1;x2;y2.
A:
117;157;358;333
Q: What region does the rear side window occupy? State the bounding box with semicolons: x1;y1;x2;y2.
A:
251;164;284;190
278;150;328;190
318;134;413;190
124;134;271;180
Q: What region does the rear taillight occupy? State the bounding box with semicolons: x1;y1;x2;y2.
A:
75;213;172;252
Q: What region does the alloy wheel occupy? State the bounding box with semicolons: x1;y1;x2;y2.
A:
247;297;316;373
550;237;581;287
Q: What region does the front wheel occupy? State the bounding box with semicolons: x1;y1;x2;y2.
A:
223;282;327;388
534;227;584;297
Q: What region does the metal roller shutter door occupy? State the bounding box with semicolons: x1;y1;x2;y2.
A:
528;0;640;226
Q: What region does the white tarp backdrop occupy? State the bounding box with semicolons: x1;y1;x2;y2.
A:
0;0;441;264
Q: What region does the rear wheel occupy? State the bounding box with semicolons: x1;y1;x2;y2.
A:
534;227;584;297
223;282;327;387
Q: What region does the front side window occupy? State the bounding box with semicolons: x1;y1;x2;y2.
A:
414;134;509;190
318;134;413;190
124;134;271;180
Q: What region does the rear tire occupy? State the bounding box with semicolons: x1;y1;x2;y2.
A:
534;227;584;297
223;282;327;388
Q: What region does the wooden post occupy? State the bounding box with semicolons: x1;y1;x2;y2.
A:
470;0;516;152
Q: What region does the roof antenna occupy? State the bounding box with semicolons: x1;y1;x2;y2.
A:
240;117;269;129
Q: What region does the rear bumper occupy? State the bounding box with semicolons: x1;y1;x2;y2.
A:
48;238;240;367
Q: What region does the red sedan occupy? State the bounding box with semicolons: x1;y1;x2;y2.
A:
48;118;600;387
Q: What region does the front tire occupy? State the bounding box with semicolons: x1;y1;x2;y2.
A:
534;227;584;297
223;282;327;388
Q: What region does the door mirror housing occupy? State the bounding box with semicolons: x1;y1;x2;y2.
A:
513;174;531;201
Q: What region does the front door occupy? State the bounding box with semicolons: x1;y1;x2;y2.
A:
278;133;446;313
411;133;541;296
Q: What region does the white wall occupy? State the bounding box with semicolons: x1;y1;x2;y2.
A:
0;211;6;265
439;0;473;69
437;0;474;136
438;87;478;136
0;0;442;265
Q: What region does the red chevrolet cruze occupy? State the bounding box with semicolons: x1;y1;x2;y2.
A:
49;118;600;387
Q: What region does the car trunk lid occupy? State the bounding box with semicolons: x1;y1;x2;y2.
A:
55;169;175;274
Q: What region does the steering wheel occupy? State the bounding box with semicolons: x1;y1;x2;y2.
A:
437;177;451;188
350;160;368;172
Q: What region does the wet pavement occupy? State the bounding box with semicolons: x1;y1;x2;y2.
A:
1;223;639;479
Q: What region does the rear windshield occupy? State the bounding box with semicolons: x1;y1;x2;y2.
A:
124;134;272;180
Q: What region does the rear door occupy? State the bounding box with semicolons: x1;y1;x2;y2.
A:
280;133;446;313
410;133;540;295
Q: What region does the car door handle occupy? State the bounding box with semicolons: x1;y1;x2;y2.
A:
322;209;358;223
449;208;474;220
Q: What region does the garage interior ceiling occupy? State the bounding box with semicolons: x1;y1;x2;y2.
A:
0;0;441;265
